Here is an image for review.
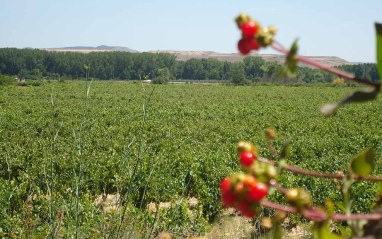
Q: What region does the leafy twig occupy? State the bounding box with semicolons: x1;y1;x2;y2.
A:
271;41;380;88
258;157;382;182
261;200;382;221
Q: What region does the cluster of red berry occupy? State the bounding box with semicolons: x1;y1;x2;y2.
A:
237;21;260;55
220;141;270;218
220;173;268;218
235;13;277;55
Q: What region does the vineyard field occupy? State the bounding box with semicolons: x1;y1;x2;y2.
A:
1;81;381;237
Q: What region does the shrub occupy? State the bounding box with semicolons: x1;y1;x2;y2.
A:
332;77;345;86
153;68;170;84
0;75;14;86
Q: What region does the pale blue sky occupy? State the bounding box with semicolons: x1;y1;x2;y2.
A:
0;0;381;62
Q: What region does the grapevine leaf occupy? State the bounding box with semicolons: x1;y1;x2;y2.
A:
321;87;379;116
279;40;298;78
376;23;382;91
350;149;375;176
280;139;291;159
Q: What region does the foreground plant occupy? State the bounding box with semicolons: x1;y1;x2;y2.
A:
221;137;382;238
220;13;382;238
235;13;382;116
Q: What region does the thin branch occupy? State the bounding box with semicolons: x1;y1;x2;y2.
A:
269;179;287;194
266;141;279;159
271;41;380;88
261;200;382;221
50;89;55;239
258;157;382;182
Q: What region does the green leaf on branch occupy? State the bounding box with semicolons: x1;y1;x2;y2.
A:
277;159;286;173
280;139;291;159
325;200;335;218
337;224;352;238
268;186;276;196
321;87;379;116
335;201;346;212
376;23;382;91
272;222;283;239
378;182;382;194
279;40;298;78
350;149;375;176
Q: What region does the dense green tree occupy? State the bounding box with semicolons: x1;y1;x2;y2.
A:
153;67;170;84
0;62;6;74
202;58;223;80
368;64;380;82
30;68;42;80
183;59;205;80
172;61;185;80
18;69;29;80
261;61;281;82
243;56;265;81
230;62;247;85
0;48;378;84
221;61;232;81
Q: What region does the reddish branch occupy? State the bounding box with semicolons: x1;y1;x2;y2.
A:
271;41;380;89
258;157;382;182
264;181;382;221
261;200;382;221
269;179;287;194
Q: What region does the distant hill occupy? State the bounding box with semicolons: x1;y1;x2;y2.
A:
43;45;138;53
148;50;353;68
40;46;352;67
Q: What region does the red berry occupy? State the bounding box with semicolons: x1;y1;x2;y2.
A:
240;151;255;167
234;182;245;194
222;191;237;207
237;200;249;212
247;182;268;201
243;175;256;187
237;200;257;218
243;208;257;218
247;38;260;50
220;178;231;193
238;38;260;55
238;39;251;55
241;21;258;37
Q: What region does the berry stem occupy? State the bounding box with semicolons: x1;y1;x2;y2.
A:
261;200;382;221
258;157;382;182
269;179;287;194
271;41;380;88
266;141;279;159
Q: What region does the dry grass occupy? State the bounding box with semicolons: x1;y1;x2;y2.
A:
201;209;313;239
148;50;352;67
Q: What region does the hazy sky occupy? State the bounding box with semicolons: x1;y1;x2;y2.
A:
1;0;381;62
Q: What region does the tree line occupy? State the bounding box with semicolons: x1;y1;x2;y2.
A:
0;48;379;84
